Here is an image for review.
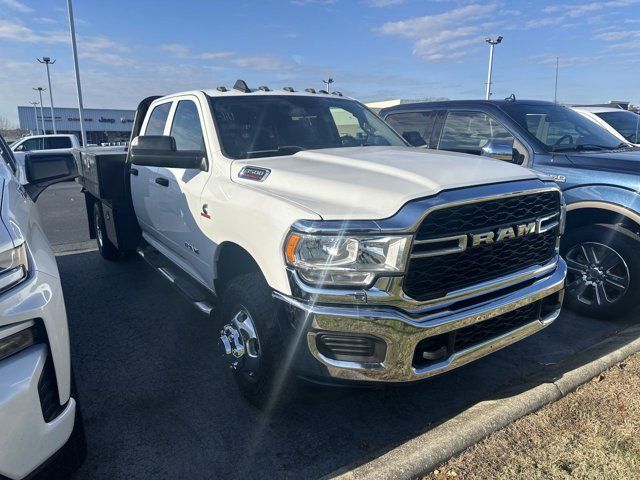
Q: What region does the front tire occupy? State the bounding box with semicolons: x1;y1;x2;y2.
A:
93;203;121;261
562;224;640;319
218;272;291;408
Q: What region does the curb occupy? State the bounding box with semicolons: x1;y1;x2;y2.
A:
329;321;640;480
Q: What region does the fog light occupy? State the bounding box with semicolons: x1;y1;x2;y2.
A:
0;324;42;361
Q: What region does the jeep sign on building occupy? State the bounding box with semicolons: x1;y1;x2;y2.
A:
17;105;135;145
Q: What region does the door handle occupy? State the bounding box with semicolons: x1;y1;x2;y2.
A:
155;177;169;187
130;168;139;176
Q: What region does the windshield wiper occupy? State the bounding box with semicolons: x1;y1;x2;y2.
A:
552;144;611;152
245;146;306;158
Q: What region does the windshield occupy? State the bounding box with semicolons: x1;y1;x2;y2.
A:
209;95;406;159
501;103;624;152
596;111;640;144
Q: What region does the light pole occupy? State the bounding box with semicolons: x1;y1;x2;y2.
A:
322;77;334;94
67;0;87;146
37;57;57;133
33;87;47;134
29;101;40;135
484;36;502;100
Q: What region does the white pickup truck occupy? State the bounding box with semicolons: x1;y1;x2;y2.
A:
76;81;567;405
11;134;81;153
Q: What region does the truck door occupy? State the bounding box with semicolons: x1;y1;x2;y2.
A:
130;101;171;232
152;97;212;285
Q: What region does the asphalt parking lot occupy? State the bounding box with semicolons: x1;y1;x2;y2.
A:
41;183;638;479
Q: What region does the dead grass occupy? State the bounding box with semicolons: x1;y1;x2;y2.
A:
425;352;640;480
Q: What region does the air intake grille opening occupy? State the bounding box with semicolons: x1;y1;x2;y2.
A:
316;334;386;363
413;300;542;369
38;351;64;422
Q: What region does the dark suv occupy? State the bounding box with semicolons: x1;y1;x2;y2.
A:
380;99;640;319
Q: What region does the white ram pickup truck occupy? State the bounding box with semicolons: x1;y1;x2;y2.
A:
78;81;567;405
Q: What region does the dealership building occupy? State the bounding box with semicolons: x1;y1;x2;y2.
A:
17;106;136;145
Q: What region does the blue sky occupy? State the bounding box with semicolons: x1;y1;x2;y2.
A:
1;0;639;123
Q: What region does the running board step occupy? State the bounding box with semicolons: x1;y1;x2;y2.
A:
137;244;216;315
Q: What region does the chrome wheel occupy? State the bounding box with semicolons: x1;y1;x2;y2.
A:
219;306;261;378
565;242;630;307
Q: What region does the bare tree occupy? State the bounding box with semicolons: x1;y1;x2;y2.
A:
0;116;15;132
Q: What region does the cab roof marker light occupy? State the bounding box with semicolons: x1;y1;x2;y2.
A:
217;86;228;92
305;88;316;94
283;87;295;92
258;86;271;92
233;79;251;93
319;90;328;94
331;91;343;96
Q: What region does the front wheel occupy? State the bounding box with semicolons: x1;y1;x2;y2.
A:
562;224;640;319
218;272;292;408
93;202;121;261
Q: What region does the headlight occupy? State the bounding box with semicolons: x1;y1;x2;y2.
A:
0;243;28;294
284;233;410;287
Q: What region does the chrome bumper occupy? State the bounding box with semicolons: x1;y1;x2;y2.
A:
274;259;566;383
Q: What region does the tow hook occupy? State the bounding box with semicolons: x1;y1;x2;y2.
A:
219;324;245;369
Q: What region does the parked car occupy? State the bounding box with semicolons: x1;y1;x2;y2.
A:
0;135;86;479
10;134;81;153
572;106;640;146
76;84;566;406
381;99;640;319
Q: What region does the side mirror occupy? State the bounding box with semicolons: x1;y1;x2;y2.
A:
24;151;78;201
129;135;206;170
402;131;427;147
481;139;515;162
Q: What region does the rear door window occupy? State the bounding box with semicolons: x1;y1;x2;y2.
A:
438;111;514;155
45;136;72;149
169;100;205;152
385;111;437;147
145;102;172;135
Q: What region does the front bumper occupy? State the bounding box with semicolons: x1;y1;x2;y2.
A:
0;345;76;480
275;259;566;383
0;267;74;480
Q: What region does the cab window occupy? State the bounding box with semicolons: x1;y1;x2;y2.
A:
14;137;43;152
385;111;437;147
170;100;205;151
145;103;172;135
439;111;514;155
45;137;73;149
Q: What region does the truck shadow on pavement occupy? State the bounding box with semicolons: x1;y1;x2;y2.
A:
60;251;638;480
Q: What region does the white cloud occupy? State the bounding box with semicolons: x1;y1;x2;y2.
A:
34;17;58;24
232;54;297;71
529;54;602;67
160;43;233;60
531;0;639;29
0;18;67;43
379;3;500;61
0;0;32;13
291;0;336;5
365;0;404;7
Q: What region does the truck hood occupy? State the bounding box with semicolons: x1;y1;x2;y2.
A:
230;146;538;220
565;149;640;175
